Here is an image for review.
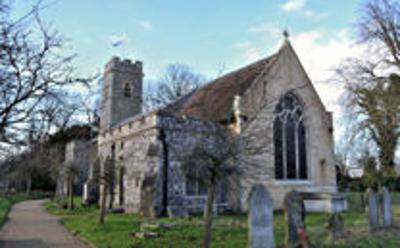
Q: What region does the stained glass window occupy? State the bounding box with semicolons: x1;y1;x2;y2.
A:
274;93;307;180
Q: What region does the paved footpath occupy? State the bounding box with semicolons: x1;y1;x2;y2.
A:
0;200;90;248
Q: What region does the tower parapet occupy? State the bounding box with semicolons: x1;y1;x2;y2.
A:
105;57;143;74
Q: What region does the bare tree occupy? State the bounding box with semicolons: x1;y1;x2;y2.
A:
0;1;92;148
145;64;206;110
336;0;400;175
63;161;79;209
181;131;238;248
358;0;400;68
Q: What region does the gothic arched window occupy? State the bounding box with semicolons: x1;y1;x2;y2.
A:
273;93;307;180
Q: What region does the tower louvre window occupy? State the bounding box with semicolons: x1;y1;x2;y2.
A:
124;83;131;97
274;93;307;180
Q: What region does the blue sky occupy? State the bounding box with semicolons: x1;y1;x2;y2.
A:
13;0;365;126
14;0;362;78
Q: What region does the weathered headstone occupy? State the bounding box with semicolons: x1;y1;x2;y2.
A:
248;184;275;248
327;213;344;243
82;179;99;206
365;188;379;231
283;191;307;248
380;187;392;227
139;174;157;217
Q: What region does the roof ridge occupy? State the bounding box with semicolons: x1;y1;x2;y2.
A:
194;52;278;93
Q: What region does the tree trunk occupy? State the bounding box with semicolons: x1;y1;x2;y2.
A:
203;176;216;248
99;180;107;224
108;183;114;210
68;178;74;209
26;176;31;195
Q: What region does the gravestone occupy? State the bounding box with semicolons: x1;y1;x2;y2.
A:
139;174;156;217
82;179;99;205
380;187;392;227
327;213;344;243
365;188;379;231
248;184;275;248
283;191;307;248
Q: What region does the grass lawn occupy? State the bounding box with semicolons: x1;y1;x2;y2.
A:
0;191;51;226
45;193;400;248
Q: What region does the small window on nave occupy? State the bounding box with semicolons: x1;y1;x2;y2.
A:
185;167;207;196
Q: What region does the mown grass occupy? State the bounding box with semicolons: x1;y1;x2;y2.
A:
0;191;51;226
45;193;400;248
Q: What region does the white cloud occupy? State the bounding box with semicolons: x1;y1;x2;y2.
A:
238;22;282;62
289;29;362;111
291;30;359;81
303;9;329;19
233;41;253;49
281;0;307;12
303;9;315;16
280;0;327;19
233;41;263;62
137;20;153;31
287;29;366;144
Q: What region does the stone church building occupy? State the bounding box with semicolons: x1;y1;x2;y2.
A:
78;38;338;217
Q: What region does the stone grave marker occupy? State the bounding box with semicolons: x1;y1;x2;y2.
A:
380;187;392;227
365;188;379;231
248;184;275;248
327;213;344;243
283;191;307;248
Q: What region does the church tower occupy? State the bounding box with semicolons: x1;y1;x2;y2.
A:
100;57;143;130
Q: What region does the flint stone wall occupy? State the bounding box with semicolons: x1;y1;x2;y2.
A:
158;113;229;213
98;111;229;216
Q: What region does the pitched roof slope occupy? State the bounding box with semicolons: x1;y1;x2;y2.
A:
169;52;278;122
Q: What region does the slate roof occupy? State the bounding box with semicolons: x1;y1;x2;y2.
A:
165;52;279;122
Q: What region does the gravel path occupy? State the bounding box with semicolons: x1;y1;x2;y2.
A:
0;200;90;248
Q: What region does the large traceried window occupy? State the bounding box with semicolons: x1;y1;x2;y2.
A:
274;93;307;180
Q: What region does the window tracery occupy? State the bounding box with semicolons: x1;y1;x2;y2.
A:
274;93;307;180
